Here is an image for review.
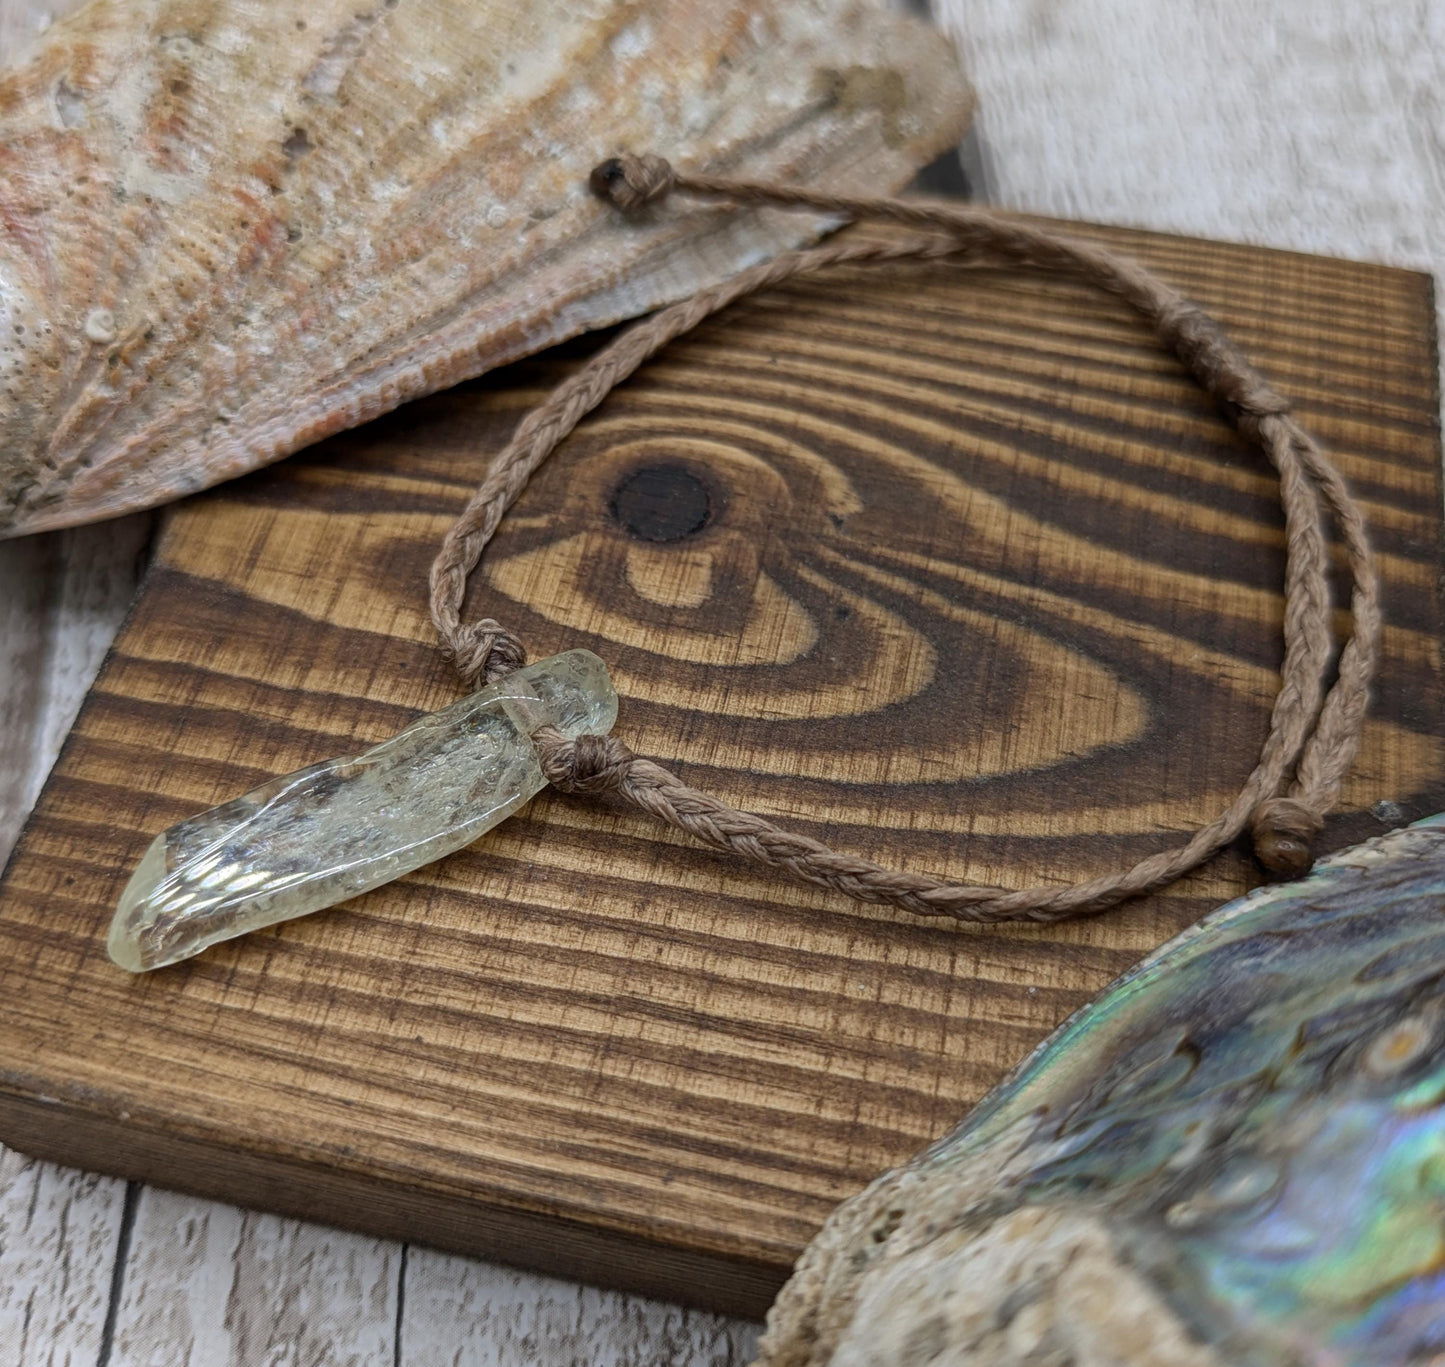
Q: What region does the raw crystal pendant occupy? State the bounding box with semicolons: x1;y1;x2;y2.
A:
108;650;617;973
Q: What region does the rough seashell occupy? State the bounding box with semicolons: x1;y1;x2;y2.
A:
0;0;970;536
759;815;1445;1367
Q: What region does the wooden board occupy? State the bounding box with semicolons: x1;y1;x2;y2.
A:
1;217;1441;1318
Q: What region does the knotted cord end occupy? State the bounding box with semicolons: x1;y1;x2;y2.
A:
589;153;677;212
439;619;526;687
538;731;637;795
1251;796;1323;878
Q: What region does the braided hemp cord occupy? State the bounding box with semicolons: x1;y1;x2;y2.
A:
429;154;1381;924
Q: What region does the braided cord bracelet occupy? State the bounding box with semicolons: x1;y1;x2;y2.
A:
427;154;1380;926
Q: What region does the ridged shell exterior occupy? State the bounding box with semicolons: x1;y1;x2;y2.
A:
0;0;970;535
759;815;1445;1367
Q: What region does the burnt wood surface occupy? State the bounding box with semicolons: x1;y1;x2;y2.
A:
0;217;1441;1315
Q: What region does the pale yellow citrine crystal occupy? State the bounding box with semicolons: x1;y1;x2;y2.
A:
108;650;617;972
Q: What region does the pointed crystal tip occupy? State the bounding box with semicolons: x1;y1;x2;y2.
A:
106;649;617;971
108;833;169;972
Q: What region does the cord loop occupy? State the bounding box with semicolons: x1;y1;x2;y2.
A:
429;153;1381;923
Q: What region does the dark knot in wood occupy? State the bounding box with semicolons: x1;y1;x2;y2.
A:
610;464;712;542
539;730;637;795
1251;796;1323;878
589;154;676;211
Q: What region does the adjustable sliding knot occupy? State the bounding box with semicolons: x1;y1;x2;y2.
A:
589;154;676;211
1155;300;1291;423
1250;796;1323;878
539;730;637;795
439;619;526;686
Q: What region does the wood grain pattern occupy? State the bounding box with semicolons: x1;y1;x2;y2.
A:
0;218;1440;1316
9;1;1443;1361
0;2;772;1355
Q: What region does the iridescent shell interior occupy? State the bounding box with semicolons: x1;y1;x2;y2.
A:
759;815;1445;1367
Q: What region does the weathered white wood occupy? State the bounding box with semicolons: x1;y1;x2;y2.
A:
107;1188;401;1367
935;0;1445;315
0;515;154;870
0;533;54;871
101;1199;765;1366
31;518;156;782
0;1148;127;1367
4;1;1445;1364
399;1249;761;1367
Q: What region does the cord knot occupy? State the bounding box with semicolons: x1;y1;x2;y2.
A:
589;154;676;212
539;731;637;795
439;619;526;687
1156;300;1291;421
1251;796;1323;878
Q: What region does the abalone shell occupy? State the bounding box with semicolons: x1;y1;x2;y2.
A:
759;815;1445;1367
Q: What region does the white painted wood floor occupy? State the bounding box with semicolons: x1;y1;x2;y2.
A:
3;1;1443;1361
